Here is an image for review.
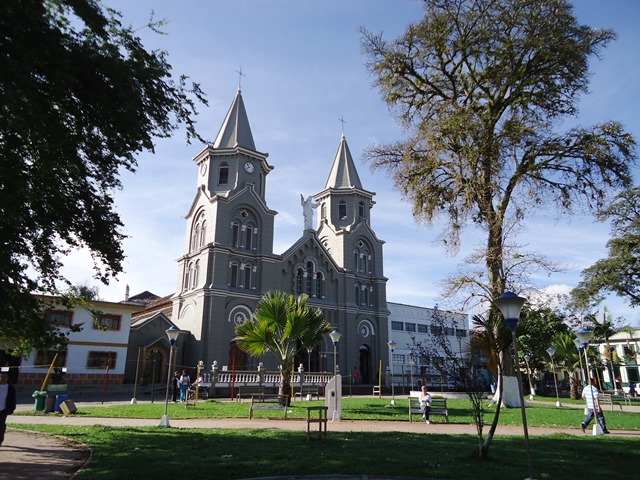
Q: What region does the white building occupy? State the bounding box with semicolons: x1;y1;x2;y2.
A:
592;329;639;392
387;302;469;389
17;296;140;388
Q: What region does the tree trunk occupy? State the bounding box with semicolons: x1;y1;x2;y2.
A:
279;370;291;406
481;367;504;459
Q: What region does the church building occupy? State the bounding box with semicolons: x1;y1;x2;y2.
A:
169;88;389;384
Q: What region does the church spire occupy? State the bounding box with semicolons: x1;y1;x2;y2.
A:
212;89;256;151
324;134;362;190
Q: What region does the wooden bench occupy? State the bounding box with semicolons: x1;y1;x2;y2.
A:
236;385;265;403
249;394;289;419
294;385;321;401
408;396;449;423
600;393;628;411
185;388;197;407
306;406;328;441
372;385;381;398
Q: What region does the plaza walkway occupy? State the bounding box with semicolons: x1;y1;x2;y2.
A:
3;399;640;479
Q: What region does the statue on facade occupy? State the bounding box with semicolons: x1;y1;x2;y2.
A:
300;194;319;230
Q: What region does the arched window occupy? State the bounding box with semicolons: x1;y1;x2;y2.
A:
191;260;200;289
183;262;192;290
354;283;360;305
295;268;304;295
231;222;240;247
315;272;323;298
245;223;253;251
353;250;359;271
200;220;206;247
339;200;347;220
359;201;365;219
191;212;207;252
362;285;369;306
241;263;251;289
218;162;229;185
321;203;326;220
230;262;239;287
306;261;314;295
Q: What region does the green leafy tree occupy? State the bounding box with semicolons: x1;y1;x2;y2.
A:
0;0;206;355
361;0;636;460
361;0;635;301
518;306;569;365
235;291;332;402
572;187;640;308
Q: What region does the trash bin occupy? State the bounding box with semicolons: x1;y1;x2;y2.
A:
33;391;47;412
54;394;68;413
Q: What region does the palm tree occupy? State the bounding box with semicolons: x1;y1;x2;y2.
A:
235;290;332;402
549;332;582;399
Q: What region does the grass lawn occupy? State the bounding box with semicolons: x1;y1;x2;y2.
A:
11;396;640;479
11;423;640;480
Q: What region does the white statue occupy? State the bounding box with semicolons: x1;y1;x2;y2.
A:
300;194;319;230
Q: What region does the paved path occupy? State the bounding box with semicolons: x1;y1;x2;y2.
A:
3;400;640;479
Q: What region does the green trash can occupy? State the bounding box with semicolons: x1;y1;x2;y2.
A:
33;391;47;412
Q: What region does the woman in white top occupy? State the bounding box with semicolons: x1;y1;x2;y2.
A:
419;385;432;424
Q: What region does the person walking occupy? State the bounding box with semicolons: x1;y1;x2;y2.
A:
0;371;17;447
179;370;190;403
581;377;610;434
419;385;432;424
171;371;180;403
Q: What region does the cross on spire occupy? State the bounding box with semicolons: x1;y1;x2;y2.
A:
235;66;246;91
339;115;347;136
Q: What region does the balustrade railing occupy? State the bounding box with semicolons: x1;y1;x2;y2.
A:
202;370;331;387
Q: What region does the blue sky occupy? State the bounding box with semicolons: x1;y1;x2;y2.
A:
62;0;640;326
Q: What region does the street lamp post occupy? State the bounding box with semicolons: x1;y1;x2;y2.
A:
523;354;535;401
329;329;342;376
575;327;593;381
159;326;183;428
546;347;562;407
575;327;598;432
495;291;533;480
573;337;586;384
409;355;415;391
387;340;397;405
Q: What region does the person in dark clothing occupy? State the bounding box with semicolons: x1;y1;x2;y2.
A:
171;371;180;403
0;371;17;446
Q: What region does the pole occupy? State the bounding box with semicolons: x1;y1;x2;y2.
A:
512;331;534;480
160;344;174;427
101;352;110;404
551;358;561;407
151;350;156;403
389;348;395;405
131;347;141;404
39;352;59;393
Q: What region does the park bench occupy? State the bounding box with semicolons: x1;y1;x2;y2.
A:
599;393;623;411
236;385;265;403
293;385;321;401
306;406;328;441
408;396;449;423
249;394;289;419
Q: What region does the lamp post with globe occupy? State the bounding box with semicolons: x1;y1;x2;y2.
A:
546;346;562;407
494;291;533;480
159;326;183;428
387;340;397;405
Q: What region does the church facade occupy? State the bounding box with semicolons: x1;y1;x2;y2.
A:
170;89;389;384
